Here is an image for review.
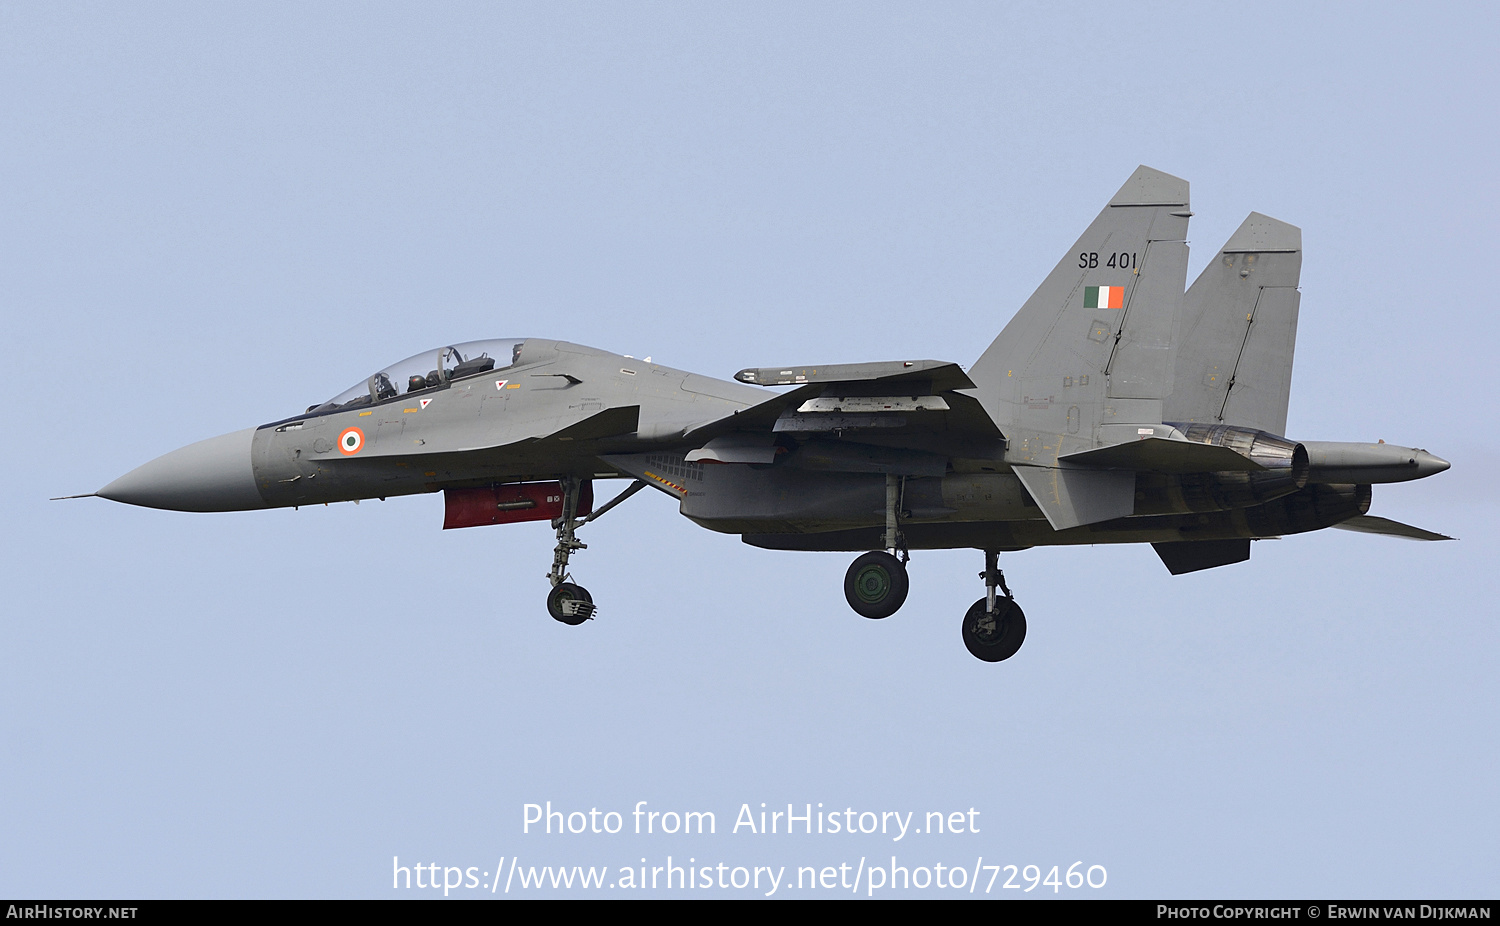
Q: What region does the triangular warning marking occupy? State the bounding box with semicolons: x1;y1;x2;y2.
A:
419;398;432;409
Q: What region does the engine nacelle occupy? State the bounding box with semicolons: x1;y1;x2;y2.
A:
1134;423;1309;514
1240;482;1372;537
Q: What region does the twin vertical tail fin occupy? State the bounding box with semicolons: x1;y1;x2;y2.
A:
966;175;1434;548
968;166;1191;529
969;166;1192;459
1164;212;1302;436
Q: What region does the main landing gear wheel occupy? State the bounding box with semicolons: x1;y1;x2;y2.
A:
844;551;909;619
962;597;1027;662
547;582;595;625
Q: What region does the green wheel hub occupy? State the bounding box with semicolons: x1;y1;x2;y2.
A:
854;563;893;603
843;551;909;619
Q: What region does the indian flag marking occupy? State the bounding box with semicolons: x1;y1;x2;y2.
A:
1084;285;1125;309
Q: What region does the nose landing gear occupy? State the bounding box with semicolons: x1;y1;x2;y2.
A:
962;549;1026;662
543;477;648;625
546;474;595;624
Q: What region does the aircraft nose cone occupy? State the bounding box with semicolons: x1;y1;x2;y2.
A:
98;428;267;512
1414;450;1451;479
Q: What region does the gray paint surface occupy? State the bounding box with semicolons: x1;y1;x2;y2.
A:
99;428;265;512
95;168;1452;635
6;5;1494;901
1167;212;1303;435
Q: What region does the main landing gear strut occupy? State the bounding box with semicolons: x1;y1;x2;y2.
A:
545;476;646;626
837;477;1027;662
962;549;1027;662
843;475;911;619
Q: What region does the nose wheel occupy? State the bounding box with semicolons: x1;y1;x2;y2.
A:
963;549;1026;662
547;582;595;625
962;596;1026;662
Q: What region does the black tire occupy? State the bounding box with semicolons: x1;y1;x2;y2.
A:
547;582;594;625
843;551;909;619
962;597;1027;662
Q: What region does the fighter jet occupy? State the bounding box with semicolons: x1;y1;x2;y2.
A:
82;166;1451;662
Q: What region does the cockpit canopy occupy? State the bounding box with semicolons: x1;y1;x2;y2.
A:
311;339;527;413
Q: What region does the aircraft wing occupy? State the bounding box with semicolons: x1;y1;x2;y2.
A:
732;359;978;391
679;360;1001;450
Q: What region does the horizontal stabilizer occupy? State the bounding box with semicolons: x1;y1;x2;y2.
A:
1153;539;1251;575
1333;515;1454;541
1060;437;1265;473
1012;464;1134;530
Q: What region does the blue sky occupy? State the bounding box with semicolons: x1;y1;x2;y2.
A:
2;2;1495;898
